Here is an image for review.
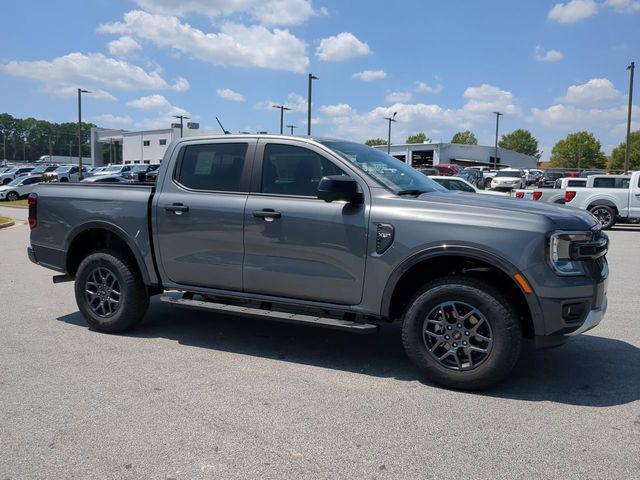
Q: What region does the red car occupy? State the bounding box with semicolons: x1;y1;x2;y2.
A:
433;164;460;176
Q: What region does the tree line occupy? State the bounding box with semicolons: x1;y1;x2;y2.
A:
0;113;95;161
366;128;640;171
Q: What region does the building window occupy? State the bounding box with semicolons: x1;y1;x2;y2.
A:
159;139;167;146
143;140;150;147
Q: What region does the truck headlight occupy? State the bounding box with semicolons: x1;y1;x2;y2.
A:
548;232;590;276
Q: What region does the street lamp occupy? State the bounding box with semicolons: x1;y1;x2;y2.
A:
307;73;318;136
287;124;297;135
173;114;190;138
272;105;292;134
1;130;6;167
384;112;397;154
78;88;92;179
624;61;635;174
493;111;503;169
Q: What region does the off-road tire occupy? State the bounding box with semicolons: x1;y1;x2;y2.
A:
74;250;149;333
402;276;522;390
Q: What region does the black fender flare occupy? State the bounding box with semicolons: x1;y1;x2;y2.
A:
380;244;544;334
64;220;153;285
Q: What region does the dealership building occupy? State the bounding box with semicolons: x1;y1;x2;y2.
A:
90;123;222;166
374;142;538;169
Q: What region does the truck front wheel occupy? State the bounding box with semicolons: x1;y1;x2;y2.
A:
402;276;521;390
74;250;149;333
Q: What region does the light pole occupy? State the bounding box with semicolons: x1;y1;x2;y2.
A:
493;111;503;169
384;112;397;154
48;132;54;162
1;131;6;167
625;61;635;174
307;73;318;136
78;88;92;179
173;114;190;138
287;124;297;135
272;105;292;134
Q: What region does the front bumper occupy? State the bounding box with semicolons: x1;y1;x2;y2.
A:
566;297;607;336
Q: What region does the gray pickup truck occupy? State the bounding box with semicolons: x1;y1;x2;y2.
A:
27;135;609;390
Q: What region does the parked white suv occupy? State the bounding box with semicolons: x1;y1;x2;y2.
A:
0;166;36;185
46;165;90;182
490;169;525;191
0;175;43;201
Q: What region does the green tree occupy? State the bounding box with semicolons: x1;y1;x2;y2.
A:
405;132;430;144
549;131;606;169
450;130;478;145
498;129;540;157
365;138;387;146
0;113;95;162
607;130;640;172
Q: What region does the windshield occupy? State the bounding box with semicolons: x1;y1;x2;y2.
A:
103;166;122;172
3;167;17;174
495;170;521;177
55;166;72;173
321;140;446;194
7;177;25;186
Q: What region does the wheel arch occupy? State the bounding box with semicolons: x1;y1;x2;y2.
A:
587;199;618;212
381;246;543;338
64;221;151;285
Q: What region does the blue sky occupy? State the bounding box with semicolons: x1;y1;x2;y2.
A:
0;0;637;159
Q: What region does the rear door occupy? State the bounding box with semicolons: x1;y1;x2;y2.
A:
629;174;640;217
243;139;368;305
155;139;256;291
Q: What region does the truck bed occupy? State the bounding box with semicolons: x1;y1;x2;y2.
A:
29;182;158;284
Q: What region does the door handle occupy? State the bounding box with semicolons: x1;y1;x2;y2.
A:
253;209;281;221
165;203;189;215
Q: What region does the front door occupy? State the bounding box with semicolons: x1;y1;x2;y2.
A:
243;140;368;305
155;140;255;291
629;175;640;218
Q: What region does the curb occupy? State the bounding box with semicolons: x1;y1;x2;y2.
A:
0;220;15;229
1;204;28;209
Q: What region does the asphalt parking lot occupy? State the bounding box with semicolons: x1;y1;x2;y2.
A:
1;221;639;480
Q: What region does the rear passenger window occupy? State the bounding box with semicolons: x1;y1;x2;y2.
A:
262;143;346;197
593;178;615;188
176;143;248;192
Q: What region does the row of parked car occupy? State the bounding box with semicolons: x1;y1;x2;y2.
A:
0;163;161;201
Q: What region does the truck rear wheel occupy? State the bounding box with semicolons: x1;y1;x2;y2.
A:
74;250;149;333
401;276;521;390
589;205;616;230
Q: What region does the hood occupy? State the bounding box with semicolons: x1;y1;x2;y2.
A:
416;191;598;230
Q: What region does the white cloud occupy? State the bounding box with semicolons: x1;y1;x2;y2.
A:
255;92;306;112
127;94;172;110
316;32;372;61
559;78;622;106
94;114;133;125
534;46;564;62
352;70;386;82
548;0;598;23
217;88;245;102
414;81;443;94
603;0;640;13
98;10;308;73
319;103;353;116
107;36;142;56
133;0;320;26
2;52;187;100
462;84;520;115
385;91;412;103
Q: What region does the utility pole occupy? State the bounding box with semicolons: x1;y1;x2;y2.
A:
48;132;54;162
625;61;635;174
1;131;6;167
69;141;73;161
307;73;318;136
493;111;503;169
287;124;297;135
78;88;91;179
173;114;190;138
384;112;398;154
272;105;292;134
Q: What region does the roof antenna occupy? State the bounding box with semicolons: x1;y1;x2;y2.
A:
216;117;230;134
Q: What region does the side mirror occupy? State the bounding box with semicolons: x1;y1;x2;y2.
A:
317;175;363;203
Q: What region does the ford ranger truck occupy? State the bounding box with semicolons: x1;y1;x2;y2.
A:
27;135;609;390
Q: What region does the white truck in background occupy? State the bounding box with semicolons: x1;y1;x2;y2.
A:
513;177;587;204
563;172;640;229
